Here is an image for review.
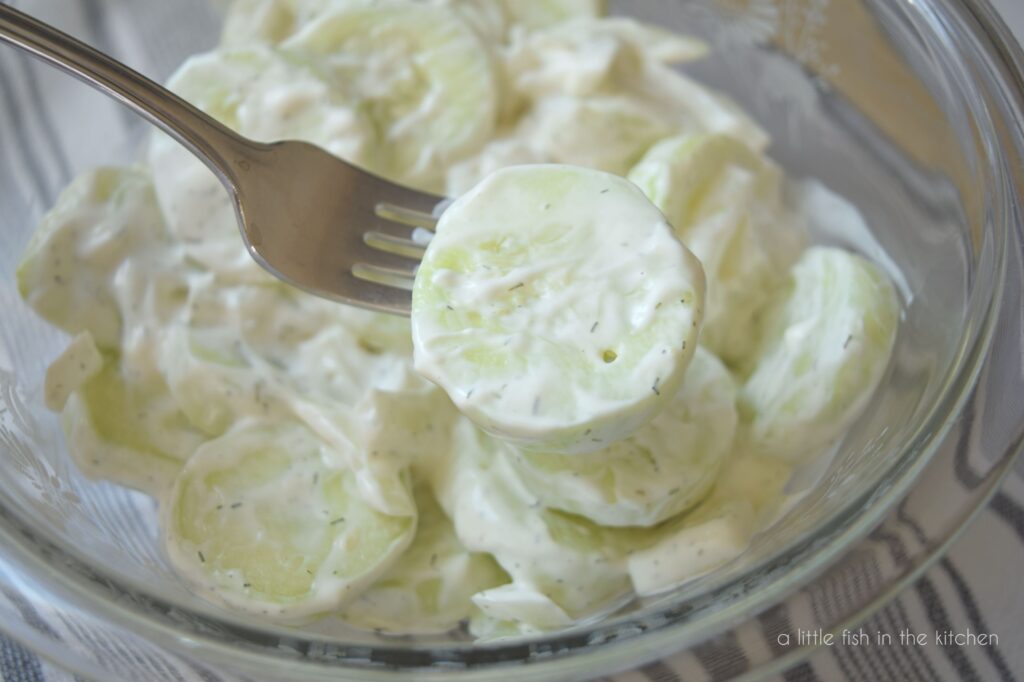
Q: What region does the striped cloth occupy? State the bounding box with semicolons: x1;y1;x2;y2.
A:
1;1;1023;680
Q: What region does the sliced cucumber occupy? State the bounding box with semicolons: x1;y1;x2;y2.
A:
628;134;765;230
429;0;509;44
472;583;574;630
501;0;605;29
628;500;754;595
508;347;736;527
506;17;706;101
445;135;544;196
515;96;675;176
295;360;460;518
165;420;415;618
44;331;103;411
413;164;704;455
342;486;507;633
626;453;792;595
221;0;300;45
284;0;498;192
351;363;460;472
468;610;544;641
222;0;508;47
156;281;341;436
159;46;373;152
16;167;171;349
740;247;899;462
581;18;707;64
156;277;417;436
62;354;205;497
155;278;436;517
430;420;633;626
159;324;279;437
628;134;804;364
638;67;770;153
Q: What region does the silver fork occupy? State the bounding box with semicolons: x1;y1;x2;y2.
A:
0;4;441;315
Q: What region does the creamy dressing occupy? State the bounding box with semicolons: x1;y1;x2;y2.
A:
17;0;900;637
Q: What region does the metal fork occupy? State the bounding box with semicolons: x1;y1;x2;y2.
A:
0;4;441;315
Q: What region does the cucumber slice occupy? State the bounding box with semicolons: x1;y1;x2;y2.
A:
156;278;417;435
515;96;675;176
628;134;765;230
506;17;706;101
413;164;704;455
429;0;509;44
62;354;206;497
411;163;700;450
445;136;544;196
351;363;460;473
156;278;435;517
284;0;498;192
222;0;508;47
44;331;103;412
165;420;415;618
628;134;804;364
582;18;707;64
295;360;459;518
342;486;507;633
638;66;770;153
501;0;604;29
159;324;282;437
508;347;736;527
156;281;342;435
160;46;373;155
221;0;300;45
430;420;633;626
628;500;754;595
740;247;899;462
16;167;171;349
626;454;792;595
468;610;544;641
472;584;574;630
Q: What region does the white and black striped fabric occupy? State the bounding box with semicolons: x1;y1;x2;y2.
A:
0;1;1023;680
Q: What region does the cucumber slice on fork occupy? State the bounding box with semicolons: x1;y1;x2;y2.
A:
412;164;704;455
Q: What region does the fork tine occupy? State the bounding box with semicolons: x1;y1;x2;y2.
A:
365;213;433;241
351;239;420;273
352;263;416;289
336;272;411;315
375;202;439;230
364;231;427;260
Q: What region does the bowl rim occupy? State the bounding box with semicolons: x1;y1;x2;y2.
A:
1;0;1024;677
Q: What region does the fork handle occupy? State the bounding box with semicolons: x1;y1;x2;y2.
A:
0;4;255;186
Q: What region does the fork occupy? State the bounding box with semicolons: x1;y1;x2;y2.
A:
0;4;441;315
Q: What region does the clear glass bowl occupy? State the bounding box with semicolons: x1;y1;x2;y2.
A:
1;0;1023;680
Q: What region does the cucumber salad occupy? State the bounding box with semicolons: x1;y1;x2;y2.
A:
16;0;900;638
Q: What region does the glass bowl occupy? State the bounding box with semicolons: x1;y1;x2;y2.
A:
1;0;1023;679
